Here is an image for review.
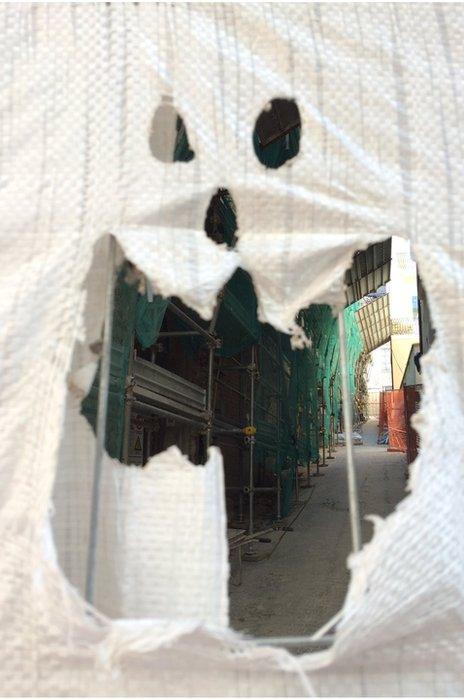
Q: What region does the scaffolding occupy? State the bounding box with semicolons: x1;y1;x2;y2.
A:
81;262;366;544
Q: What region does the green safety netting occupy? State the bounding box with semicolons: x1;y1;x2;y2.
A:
215;269;261;357
173;115;195;163
81;266;169;459
136;293;169;350
81;268;135;459
297;301;364;449
211;189;238;248
253;126;301;169
344;301;365;419
252;330;298;516
288;342;319;464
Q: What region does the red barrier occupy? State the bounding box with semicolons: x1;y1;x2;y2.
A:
378;392;388;441
377;387;420;458
385;390;407;453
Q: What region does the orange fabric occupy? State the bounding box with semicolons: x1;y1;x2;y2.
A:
378;391;388;439
385;390;407;453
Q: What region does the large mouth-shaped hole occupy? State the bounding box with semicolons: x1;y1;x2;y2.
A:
56;232;433;645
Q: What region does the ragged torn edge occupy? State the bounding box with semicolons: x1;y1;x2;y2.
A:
58;227;429;683
47;473;320;695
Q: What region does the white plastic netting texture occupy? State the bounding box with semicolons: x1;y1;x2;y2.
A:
1;2;464;696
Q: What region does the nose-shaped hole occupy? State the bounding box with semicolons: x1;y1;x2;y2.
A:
204;189;238;248
149;95;195;163
253;97;301;169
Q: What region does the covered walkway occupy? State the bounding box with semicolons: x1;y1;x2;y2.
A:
229;420;407;639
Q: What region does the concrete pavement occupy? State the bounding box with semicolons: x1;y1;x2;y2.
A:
229;420;407;639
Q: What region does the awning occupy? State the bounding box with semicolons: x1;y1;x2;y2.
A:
356;294;391;353
345;239;392;305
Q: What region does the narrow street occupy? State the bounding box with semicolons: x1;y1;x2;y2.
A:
229;420;408;639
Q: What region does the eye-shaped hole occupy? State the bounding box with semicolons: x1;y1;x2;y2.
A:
149;95;195;163
204;189;238;248
253;97;301;169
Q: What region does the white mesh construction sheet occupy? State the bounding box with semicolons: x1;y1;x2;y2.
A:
1;3;464;696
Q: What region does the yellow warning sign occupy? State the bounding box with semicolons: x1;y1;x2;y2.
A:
134;435;142;451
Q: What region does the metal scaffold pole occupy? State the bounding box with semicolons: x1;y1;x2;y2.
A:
206;341;215;450
122;331;135;465
327;376;335;459
276;335;282;517
248;345;256;536
205;292;222;451
338;310;362;553
320;378;328;467
85;235;117;604
311;425;323;478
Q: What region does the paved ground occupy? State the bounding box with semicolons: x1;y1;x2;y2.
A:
229;420;407;639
